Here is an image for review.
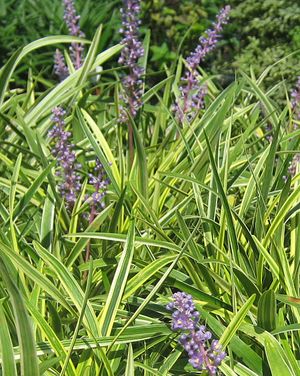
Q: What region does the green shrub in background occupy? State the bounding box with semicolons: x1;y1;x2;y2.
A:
143;0;300;96
0;0;222;64
0;0;119;59
217;0;300;99
142;0;224;66
3;0;300;100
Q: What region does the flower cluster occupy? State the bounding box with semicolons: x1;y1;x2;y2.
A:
49;107;81;209
287;77;300;178
166;292;226;375
63;0;85;69
166;291;200;331
87;159;110;213
118;0;144;123
175;6;230;122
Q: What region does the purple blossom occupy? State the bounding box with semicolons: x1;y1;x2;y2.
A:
49;107;81;210
175;6;230;122
118;0;144;123
63;0;85;69
167;292;226;375
54;49;69;81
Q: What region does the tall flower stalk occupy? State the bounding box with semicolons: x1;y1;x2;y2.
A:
49;108;109;269
175;6;230;122
49;107;82;210
63;0;85;69
167;292;226;375
54;0;84;80
118;0;144;165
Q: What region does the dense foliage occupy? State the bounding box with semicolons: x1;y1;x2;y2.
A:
220;0;300;96
1;1;300;375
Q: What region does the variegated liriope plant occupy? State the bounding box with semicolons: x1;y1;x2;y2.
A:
1;0;300;375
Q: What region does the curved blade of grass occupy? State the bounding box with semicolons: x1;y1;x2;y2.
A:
23;44;122;125
130;114;148;200
125;344;134;376
60;262;93;376
257;290;276;332
123;255;175;300
76;25;102;90
265;337;295;376
99;220;135;336
11;161;55;222
238;147;269;217
0;241;72;312
252;237;280;280
40;187;55;249
27;302;76;376
135;363;163;376
0;35;90;106
66;203;113;268
8;324;171;360
81;108;121;186
9;153;22;215
65;232;181;254
219;295;256;347
158;348;182;375
204;132;239;262
0;299;17;376
0;259;39;376
33;241;99;336
76;107;120;196
264;184;300;245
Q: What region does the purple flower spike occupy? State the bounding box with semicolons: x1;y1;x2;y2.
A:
49;107;81;210
175;6;230;122
118;0;144;123
167;292;226;375
54;49;69;81
63;0;85;69
287;77;300;179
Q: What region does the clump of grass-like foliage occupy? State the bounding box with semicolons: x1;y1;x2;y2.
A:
0;1;300;375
